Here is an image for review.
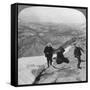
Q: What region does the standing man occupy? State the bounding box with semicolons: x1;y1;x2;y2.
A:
73;44;84;69
44;43;54;67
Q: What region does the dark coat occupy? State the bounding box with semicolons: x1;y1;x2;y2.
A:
56;51;64;64
44;46;53;58
56;48;69;64
74;46;83;57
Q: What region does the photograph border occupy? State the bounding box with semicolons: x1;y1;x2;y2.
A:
11;3;88;87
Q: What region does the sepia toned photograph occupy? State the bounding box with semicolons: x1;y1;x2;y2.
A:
17;4;87;86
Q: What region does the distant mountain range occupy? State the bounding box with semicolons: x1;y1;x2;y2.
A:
18;22;86;58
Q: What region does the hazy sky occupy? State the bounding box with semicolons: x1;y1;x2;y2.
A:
18;6;86;26
18;5;86;17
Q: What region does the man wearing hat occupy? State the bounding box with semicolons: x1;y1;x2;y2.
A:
73;44;84;69
44;43;54;67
